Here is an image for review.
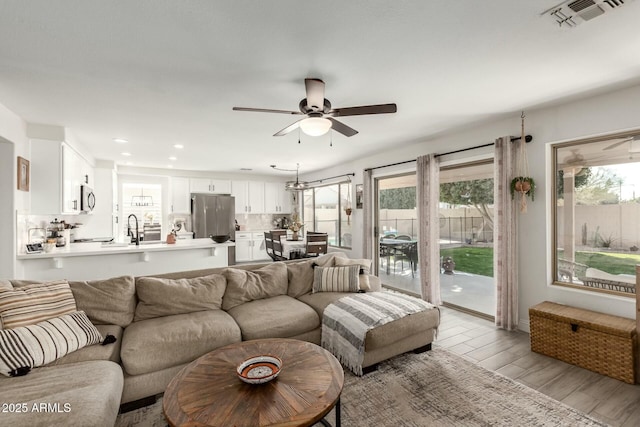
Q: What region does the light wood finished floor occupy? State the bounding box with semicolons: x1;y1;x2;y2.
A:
437;307;640;427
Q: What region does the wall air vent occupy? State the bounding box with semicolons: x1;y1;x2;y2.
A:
542;0;634;27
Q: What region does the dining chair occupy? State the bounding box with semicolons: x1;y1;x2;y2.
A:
304;233;328;257
263;231;277;261
269;230;287;261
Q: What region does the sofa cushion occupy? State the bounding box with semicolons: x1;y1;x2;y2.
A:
0;280;77;329
134;273;227;321
0;279;11;291
222;262;288;310
0;311;103;377
287;259;315;298
0;360;123;427
313;252;349;267
121;310;241;376
45;324;123;366
69;276;136;327
300;292;441;350
298;292;353;319
227;295;320;340
312;265;360;293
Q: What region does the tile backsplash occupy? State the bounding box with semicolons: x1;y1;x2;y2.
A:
235;214;290;231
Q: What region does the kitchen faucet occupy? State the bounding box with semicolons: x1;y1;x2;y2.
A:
127;214;139;245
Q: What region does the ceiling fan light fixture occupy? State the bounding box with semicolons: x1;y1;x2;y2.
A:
299;117;332;136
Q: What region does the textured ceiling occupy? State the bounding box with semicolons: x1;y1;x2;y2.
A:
1;0;639;175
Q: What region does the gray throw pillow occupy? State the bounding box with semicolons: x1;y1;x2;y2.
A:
69;276;136;327
222;263;288;310
287;260;316;298
134;273;227;321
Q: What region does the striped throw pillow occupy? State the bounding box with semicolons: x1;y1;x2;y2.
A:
312;266;360;293
0;311;103;377
0;280;77;329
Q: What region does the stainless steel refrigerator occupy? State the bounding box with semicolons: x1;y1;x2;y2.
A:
191;193;236;265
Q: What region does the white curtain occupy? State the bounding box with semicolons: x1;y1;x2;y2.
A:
494;136;519;330
362;169;373;260
417;154;441;304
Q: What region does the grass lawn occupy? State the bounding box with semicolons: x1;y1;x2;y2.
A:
440;247;494;277
567;251;640;275
442;246;640;277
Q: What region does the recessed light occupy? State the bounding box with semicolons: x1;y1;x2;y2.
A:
173;144;184;149
113;138;128;144
167;164;174;168
121;152;131;156
168;156;177;161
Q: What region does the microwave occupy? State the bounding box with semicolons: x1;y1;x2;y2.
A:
80;185;96;212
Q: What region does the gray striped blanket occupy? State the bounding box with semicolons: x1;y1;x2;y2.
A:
321;291;436;376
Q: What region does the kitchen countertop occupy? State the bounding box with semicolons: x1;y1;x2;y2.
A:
17;238;235;259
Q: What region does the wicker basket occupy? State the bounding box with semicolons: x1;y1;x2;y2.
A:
529;301;636;384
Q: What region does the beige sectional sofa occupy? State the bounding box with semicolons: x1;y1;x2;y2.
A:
0;253;440;426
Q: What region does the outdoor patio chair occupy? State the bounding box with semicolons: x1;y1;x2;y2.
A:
557;258;588;283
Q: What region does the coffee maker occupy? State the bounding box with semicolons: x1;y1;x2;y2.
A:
47;218;66;247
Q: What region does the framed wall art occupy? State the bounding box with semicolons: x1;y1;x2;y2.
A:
355;184;363;209
17;156;30;191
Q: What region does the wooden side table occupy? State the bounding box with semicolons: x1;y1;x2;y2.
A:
163;338;344;426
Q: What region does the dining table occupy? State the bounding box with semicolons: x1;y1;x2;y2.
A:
280;238;307;259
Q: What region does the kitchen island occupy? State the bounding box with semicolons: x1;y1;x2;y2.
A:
15;238;234;281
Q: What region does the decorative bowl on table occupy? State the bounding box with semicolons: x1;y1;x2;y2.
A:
209;234;230;243
236;355;282;385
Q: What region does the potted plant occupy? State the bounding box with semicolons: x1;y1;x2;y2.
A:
288;213;304;241
510;176;536;201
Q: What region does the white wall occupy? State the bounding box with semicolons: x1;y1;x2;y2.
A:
0;101;29;278
301;83;640;329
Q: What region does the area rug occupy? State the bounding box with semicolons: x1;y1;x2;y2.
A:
115;348;607;427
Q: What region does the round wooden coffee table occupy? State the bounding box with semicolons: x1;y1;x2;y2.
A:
163;338;344;427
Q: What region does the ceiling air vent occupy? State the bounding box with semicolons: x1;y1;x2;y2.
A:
542;0;634;27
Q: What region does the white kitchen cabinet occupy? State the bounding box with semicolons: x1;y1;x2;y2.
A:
232;181;265;214
235;231;269;262
264;182;291;214
170;177;191;213
190;178;231;194
31;140;93;214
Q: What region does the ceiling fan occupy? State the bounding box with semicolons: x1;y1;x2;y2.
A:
232;78;397;137
603;135;640;152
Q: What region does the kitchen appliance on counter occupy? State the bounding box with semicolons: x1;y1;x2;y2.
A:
47;218;67;247
191;193;235;265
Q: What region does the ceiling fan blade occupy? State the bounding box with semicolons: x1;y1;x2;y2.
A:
233;107;302;115
330;103;397;117
304;78;325;111
603;137;633;150
327;118;358;137
274;119;304;136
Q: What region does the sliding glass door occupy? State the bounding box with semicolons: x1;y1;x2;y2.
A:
439;161;495;317
374;173;420;295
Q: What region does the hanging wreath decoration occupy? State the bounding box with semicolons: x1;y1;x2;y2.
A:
510;112;535;213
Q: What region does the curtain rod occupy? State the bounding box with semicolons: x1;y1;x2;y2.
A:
308;172;355;185
364;135;532;171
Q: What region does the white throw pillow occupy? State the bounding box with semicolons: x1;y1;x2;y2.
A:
0;280;77;329
0;311;104;377
334;257;373;291
312;266;360;293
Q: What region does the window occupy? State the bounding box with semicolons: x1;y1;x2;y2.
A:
122;183;163;240
302;182;352;248
553;132;640;296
